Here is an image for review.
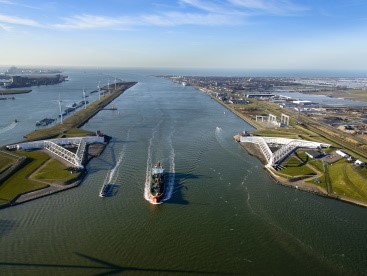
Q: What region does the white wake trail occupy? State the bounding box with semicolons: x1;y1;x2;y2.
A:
104;129;130;185
162;128;175;202
144;120;163;204
0;121;17;134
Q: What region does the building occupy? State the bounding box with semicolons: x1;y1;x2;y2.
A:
355;160;365;166
305;150;324;159
336;150;349;158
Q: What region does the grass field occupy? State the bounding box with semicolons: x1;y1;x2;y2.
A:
329;159;367;201
227;95;367;204
0;152;18;175
280;156;316;177
61;128;95;138
0;151;50;205
32;159;80;185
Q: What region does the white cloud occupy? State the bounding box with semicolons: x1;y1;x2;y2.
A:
180;0;248;16
52;14;137;30
1;0;305;32
0;14;40;26
52;11;245;30
181;0;227;13
229;0;307;15
0;23;12;31
0;0;41;9
142;12;242;26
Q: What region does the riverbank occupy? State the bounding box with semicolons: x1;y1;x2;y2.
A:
196;86;261;130
4;140;108;209
190;77;367;208
0;89;32;95
0;82;137;209
24;81;137;141
234;135;367;208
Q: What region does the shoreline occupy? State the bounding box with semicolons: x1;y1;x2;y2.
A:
0;89;32;95
24;81;137;141
235;136;367;208
0;83;137;210
194;82;367;209
195;86;260;129
3;140;109;209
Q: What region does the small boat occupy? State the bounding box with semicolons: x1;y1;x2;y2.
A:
99;183;112;197
149;162;165;203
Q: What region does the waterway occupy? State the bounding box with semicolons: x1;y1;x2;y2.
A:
0;68;367;275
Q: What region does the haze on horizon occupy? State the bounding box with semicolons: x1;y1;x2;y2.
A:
1;0;367;71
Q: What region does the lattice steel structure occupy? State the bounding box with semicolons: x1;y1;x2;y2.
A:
44;139;85;168
240;136;330;166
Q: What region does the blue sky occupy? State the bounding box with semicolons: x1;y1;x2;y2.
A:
1;0;367;70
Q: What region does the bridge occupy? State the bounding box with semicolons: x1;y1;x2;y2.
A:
240;136;330;166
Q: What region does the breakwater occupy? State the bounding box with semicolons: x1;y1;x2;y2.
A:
24;81;137;141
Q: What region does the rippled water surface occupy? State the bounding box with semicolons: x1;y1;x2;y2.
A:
0;69;367;275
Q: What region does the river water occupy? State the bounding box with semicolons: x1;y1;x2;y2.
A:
1;68;367;275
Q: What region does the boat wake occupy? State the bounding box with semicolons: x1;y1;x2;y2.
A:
100;130;130;195
0;121;17;135
144;123;175;205
214;126;251;164
144;121;161;204
106;148;125;184
162;129;175;202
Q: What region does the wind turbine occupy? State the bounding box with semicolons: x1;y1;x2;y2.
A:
98;81;101;100
58;94;63;124
114;77;117;90
107;79;110;93
83;88;87;109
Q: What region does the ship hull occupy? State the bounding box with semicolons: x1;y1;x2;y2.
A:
149;193;164;203
149;162;165;203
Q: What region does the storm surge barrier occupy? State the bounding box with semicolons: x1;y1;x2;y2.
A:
240;136;330;166
7;136;104;169
44;140;84;168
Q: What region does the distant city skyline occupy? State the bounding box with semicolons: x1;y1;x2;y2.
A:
1;0;367;70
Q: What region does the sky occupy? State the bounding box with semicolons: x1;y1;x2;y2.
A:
1;0;367;70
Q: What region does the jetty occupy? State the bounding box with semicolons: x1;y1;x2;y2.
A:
25;81;137;141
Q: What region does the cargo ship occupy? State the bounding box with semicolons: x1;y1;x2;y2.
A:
149;162;165;203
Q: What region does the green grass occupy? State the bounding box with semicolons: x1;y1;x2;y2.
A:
295;151;308;163
0;151;50;204
24;82;136;141
329;159;367;200
354;166;367;179
308;159;324;172
254;128;304;138
32;159;80;185
281;156;316;177
0;152;18;174
61;128;95;138
306;175;327;190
